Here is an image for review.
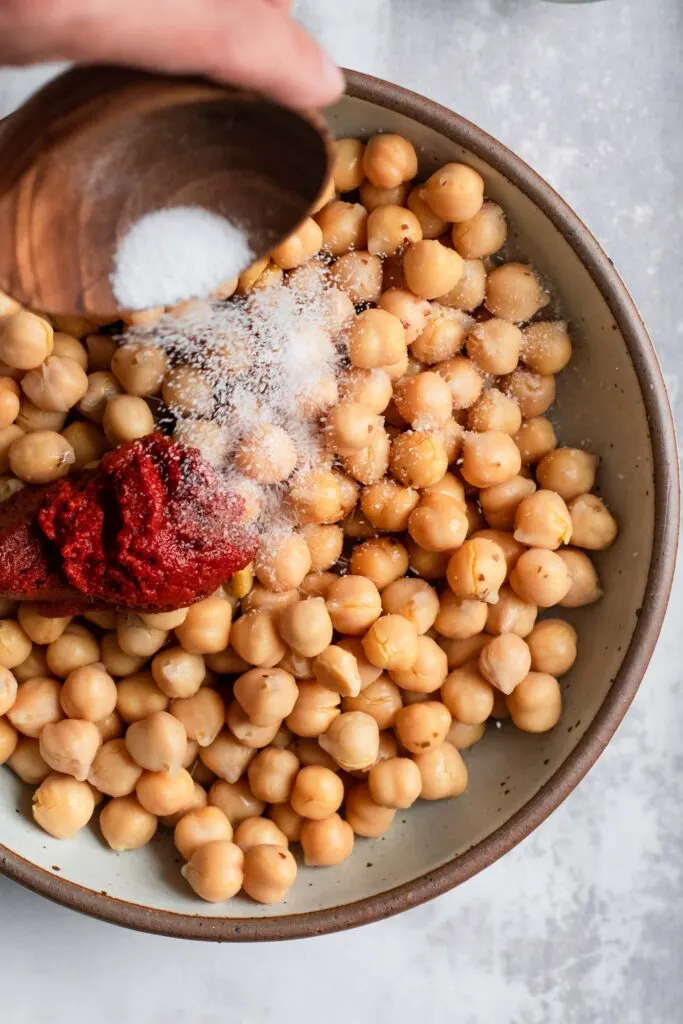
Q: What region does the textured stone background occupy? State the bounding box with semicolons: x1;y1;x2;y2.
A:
1;1;682;1021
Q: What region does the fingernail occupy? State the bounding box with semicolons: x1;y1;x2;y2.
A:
319;54;345;103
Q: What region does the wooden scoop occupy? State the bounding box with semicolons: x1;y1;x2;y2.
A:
0;65;334;318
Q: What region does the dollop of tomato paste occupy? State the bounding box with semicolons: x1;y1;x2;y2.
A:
0;434;258;613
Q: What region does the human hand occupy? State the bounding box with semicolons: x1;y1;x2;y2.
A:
0;0;344;108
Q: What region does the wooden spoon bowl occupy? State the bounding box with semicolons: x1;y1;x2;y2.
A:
0;66;334;317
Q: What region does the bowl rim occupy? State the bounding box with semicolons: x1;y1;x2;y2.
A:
1;68;678;942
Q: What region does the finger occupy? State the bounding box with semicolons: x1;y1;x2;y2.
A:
2;0;343;109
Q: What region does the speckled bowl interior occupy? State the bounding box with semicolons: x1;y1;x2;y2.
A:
0;72;677;940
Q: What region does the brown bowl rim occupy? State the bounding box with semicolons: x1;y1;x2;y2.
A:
0;68;678;941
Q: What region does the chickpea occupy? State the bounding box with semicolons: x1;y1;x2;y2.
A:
447;719;485;750
389;430;448;489
32;773;95;838
275;598;332;659
233;666;298;728
0;424;23;473
88;737;142;797
7;736;50;783
241;748;298;807
76;370;123;423
366;756;420;809
175;597;232;656
381;580;439;638
345;782;395;837
414;741;468;799
349;538;407;591
233;817;289;854
60;663;117;722
287;764;342;820
360;181;409;214
335;637;383;688
466;319;521;377
124;710;187;774
101;394;154;445
0;378;20;428
394;372;453;430
507;671;562;732
46;625;99;678
136;766;195;816
486;585;537;637
300;812;354;865
485;263;550;323
234;423;297;484
557;548;603;607
147;647;203;700
480;475;536;530
357;480;415;533
512;490;572;550
298;571;339;600
343;676;403;729
271;217;323;269
402;188;445;240
394;700;451;754
477;634;531;696
509;548;572;607
116;671;168;723
242;844;297;904
101;633;147;677
0;716;18;763
403;240;463;301
378;288;432;345
50;333;87;370
6;676;61;736
437;257;486;312
114;614;167;661
522;321;572;375
61;420;107;469
527;618;578;677
84;333;116;371
366;204;422;257
568;494;618;550
317;710;379;771
407;540;449;580
311;645;361;698
424;163;484;223
324;575;381;636
52;315;96;339
289;468;345;526
254;534;311;594
433;592;486;640
504;370;556;420
446;537;506;605
348;308;406;370
21;355;88;413
461;430;522;489
362;134;418;190
452;201;507;258
8;429;74;484
411;305;470;366
434;356;483;411
16;606;69;647
407;493;467;553
339;368;393;417
513;418;557;467
96;710;124;742
237;257;269;292
331;251;383;305
264;804;302;844
225;701;283;749
339;425;387;487
97;795;156;851
535;448;596;503
209;778;265;825
334;138;365;192
199;730;254;782
342;508;376;540
441;663;494;724
0;310;53;369
392;636;450;698
362;614;419;672
297;525;341;575
181;839;244;902
380;349;410;382
172;806;231;861
242;585;298;617
0;665;17;716
168;690;221;751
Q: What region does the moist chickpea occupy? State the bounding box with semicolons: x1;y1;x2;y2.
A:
99;795;157;852
7;736;50;783
312;645;362;699
149;647;204;700
434;356;483;411
334;137;365;192
342;508;376;539
395;700;451;754
170;688;223;749
522;321;572;375
225;699;283;749
527;618;578;677
368;756;421;809
243;746;299;805
319;710;380;771
336;637;383;688
389;430;448;489
209;778;265;825
382;579;440;637
268;803;304;843
480;475;536;530
379;288;432;344
61;420;108;469
461;430;521;489
173;805;233;860
467;388;521;437
478;633;532;695
199;730;254;782
536;447;597;502
0;310;53;369
325;575;382;635
438;258;486;312
414;741;468;799
348;308;407;370
557;549;602;607
12;643;47;683
0;620;34;671
46;625;99;678
0;665;17;716
276;597;333;659
287;736;338;772
360;479;419;532
380;348;410;382
7;676;61;736
339;366;393;415
271;217;323;269
21;355;88;413
513;417;557;466
0;378;20;428
0;716;18;763
299;572;339;600
233;816;289;853
345;782;396;837
452;200;507;258
102;394;155;445
242;844;297;904
15;401;67;436
509;548;572;607
237;257;269;292
288;467;345;526
366;205;422;257
447;719;486;750
407;540;449;580
32;773;95;839
486;585;537;637
96;709;124;742
394;371;453;429
242;585;299;616
174;597;232;656
403;240;464;300
568;494;618;550
101;633;147;677
324;403;381;457
233;667;298;727
506;671;562;732
411;305;470;365
88;737;143;797
466;319;522;377
350;537;409;591
8;429;75;483
404;186;446;239
424;162;485;223
289;764;344;819
362;134;418;190
286;681;340;737
360;181;409;213
0;424;23;473
181;839;244;902
60;663;117;721
52;315;97;339
300;812;354;865
331;251;383;305
300;524;343;574
407;493;468;554
447;537;506;604
441;663;494;724
513;490;572;550
343;676;403;728
485;263;549;322
125;710;187;773
311;173;336;213
51;332;88;369
434;592;487;640
362;613;420;672
17;605;69;647
255;533;312;593
162;782;209;829
234;423;297;484
504;369;556;420
116;671;168;723
136;766;195;816
77;371;123;423
114;613;167;660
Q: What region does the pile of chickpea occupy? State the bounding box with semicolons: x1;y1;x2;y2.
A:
0;132;619;907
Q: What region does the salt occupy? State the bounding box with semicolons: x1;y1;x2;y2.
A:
112;206;254;309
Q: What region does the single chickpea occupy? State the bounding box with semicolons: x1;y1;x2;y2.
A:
345;782;396;837
300;524;343;574
363;134;418;190
51;315;96;338
349;538;408;591
277;598;333;659
289;764;344;819
367;757;421;809
173;805;233;860
447;719;486;750
0;665;17;716
424;163;484;223
478;634;532;696
101;633;147;677
209;778;265;825
318;710;380;770
527;619;578;677
331;251;383;305
342;676;403;729
0;378;20;428
504;370;556;420
125;710;187;773
513;417;557;466
237;257;269;292
362;614;419;672
225;700;284;749
522;321;572;375
32;773;95;838
242;585;299;616
233;423;297;484
136;766;195;816
233;667;298;727
507;671;562;732
403;240;464;300
0;423;23;473
286;682;341;738
60;663;117;721
536;447;597;502
485;585;537;637
255;533;312;592
379;288;432;344
447;537;506;604
115;613;167;660
434;592;487;640
336;637;383;688
558;549;603;607
325;575;383;635
407;493;469;553
360;181;409;213
380;349;409;382
21;355;88;413
466;319;522;376
411;305;470;365
461;430;521;489
394;700;452;754
99;795;157;851
0;716;18;763
324;404;381;458
359;481;416;534
61;420;108;469
300;812;354;865
7;735;50;783
199;730;254;782
434;356;482;411
8;430;74;484
116;671;169;723
394;371;453;430
287;736;338;771
271;217;323;269
243;747;299;805
169;689;223;750
311;645;360;698
407;540;449;580
181;839;244;902
441;663;494;724
479;475;536;531
148;647;204;700
88;737;142;797
175;597;232;656
414;741;468;799
0;620;36;676
162;364;213;418
367;205;422;257
46;625;99;678
16;605;70;647
334;138;366;192
242;844;297;904
0;310;53;369
509;548;572;607
233;816;289;853
85;333;117;371
452;201;507;258
389;430;449;488
406;186;448;239
485;263;550;322
102;394;154;445
382;579;440;636
77;371;123;423
288;468;345;526
342;508;376;539
568;494;618;550
513;489;572;550
299;571;339;599
339;366;393;414
268;803;304;843
348;308;407;370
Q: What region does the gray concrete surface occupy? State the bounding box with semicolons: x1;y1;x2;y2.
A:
1;1;682;1021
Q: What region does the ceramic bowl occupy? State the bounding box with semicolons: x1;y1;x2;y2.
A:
0;70;678;940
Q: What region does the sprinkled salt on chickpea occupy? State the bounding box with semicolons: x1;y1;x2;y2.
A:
255;533;311;592
393;371;453;429
411;306;470;365
435;356;482;410
331;251;383;305
271;217;323;270
485;263;549;323
522;321;572;375
504;370;556;420
513;416;557;465
235;423;297;484
379;288;432;344
452;201;507;258
350;537;409;590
